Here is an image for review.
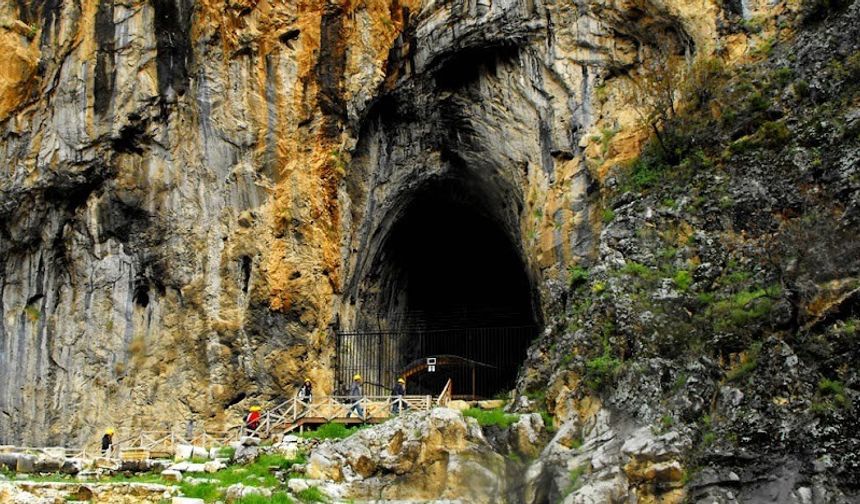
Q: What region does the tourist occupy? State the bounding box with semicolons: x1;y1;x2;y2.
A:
347;374;365;419
245;406;261;434
392;377;407;414
101;428;114;457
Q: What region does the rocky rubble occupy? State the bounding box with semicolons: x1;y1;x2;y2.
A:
305;408;507;503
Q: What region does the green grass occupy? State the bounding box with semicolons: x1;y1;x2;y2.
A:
217;446;236;459
711;286;779;331
237;493;295;504
818;378;849;407
462;408;520;428
296;486;328;502
179;481;222;501
538;410;556;432
301;422;365;440
601;208;616;223
621;261;657;280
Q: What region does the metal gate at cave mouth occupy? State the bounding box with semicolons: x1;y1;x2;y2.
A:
334;325;537;399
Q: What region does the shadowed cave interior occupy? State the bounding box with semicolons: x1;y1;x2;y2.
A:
346;178;539;398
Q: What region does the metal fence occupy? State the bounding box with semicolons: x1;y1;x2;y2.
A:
335;325;537;399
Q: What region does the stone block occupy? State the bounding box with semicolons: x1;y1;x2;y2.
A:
161;469;183;482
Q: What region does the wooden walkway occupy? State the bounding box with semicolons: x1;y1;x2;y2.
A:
115;380;453;457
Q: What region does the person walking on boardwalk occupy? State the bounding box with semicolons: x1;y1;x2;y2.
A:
245;406;262;434
392;377;407;415
347;374;365;419
298;378;313;404
101;428;114;457
298;377;313;414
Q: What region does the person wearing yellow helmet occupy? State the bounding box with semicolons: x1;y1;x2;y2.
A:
392;377;407;415
245;406;262;434
347;374;364;419
101;428;114;457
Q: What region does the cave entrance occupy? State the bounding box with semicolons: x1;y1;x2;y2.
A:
338;178;539;399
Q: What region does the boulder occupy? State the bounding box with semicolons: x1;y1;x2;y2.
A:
161;469;183;482
93;457;121;471
60;458;84;475
233;444;259;465
478;400;506;410
173;498;206;504
183;463;207;473
509;413;546;459
204;461;225;474
225;483;271;503
0;453;19;471
174;445;194;461
306;408;506;503
446;400;471;411
16;454;36;473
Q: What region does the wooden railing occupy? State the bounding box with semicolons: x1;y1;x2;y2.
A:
29;387;457;459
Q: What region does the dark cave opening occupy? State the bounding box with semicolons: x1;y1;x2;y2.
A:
354;179;538;398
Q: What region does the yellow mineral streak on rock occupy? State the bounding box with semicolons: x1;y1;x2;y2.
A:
0;20;40;121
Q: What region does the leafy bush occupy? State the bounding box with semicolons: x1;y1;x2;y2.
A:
568;265;589;286
755;121;791;148
818;378;849;407
463;408;520;428
673;270;693;291
585;353;622;391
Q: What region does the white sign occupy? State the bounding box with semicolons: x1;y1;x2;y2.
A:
428;365;436;372
427;357;436;373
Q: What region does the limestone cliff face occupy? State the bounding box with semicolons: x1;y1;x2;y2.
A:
0;0;814;452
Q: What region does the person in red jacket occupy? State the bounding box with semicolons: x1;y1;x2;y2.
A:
245;406;261;434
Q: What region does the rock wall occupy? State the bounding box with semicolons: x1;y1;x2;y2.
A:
1;0;853;491
0;0;653;445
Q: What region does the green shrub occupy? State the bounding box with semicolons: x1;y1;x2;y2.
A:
772;67;794;87
673;270;693;291
621;261;656;280
539;410;556;432
711;286;779;331
660;414;674;429
463;408;520;429
601;208;616;223
755;121;791;148
818;378;849;407
568;265;589;286
585;353;622;391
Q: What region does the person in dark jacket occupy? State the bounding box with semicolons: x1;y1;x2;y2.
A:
298;378;313;404
392;377;407;414
346;374;364;419
101;428;114;457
